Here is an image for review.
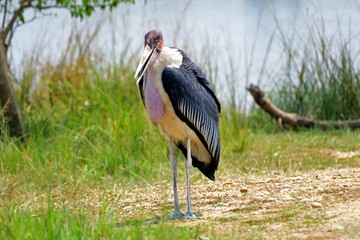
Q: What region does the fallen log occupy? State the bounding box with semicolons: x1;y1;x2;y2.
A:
246;84;360;130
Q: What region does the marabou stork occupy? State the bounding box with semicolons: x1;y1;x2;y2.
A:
134;29;221;219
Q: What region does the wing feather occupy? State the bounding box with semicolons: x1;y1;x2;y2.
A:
162;51;221;179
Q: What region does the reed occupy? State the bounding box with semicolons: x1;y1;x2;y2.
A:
270;14;360;121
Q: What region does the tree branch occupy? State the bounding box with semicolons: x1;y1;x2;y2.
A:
1;0;124;46
7;9;53;48
247;84;360;131
1;0;8;31
1;0;33;46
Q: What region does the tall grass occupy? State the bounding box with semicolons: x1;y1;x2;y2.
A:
0;19;254;238
3;21;170;188
1;7;360;239
3;9;358;189
2;18;250;191
269;15;360;121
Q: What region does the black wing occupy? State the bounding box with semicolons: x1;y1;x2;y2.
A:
162;52;220;180
176;49;221;113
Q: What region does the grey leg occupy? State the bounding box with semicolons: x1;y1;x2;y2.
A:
184;138;197;219
168;139;184;219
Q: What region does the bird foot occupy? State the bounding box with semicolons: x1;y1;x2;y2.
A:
168;211;198;220
184;212;198;219
168;211;185;220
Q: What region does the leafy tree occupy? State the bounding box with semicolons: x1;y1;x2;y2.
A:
0;0;135;138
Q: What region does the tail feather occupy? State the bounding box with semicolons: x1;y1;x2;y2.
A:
176;143;217;181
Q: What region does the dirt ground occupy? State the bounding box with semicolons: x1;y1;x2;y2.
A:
18;167;360;239
115;167;360;239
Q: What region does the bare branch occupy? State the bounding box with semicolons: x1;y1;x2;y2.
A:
1;0;123;46
1;0;8;30
1;0;33;45
8;9;52;48
247;84;360;131
50;2;117;9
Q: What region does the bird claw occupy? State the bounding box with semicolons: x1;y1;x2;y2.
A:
168;211;198;220
184;212;198;219
168;211;185;220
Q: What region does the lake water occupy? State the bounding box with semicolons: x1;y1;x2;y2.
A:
10;0;360;106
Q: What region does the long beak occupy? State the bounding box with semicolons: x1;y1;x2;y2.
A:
135;45;157;84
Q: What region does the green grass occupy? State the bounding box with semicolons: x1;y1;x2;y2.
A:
0;207;200;240
269;14;360;121
220;129;359;176
1;66;359;238
1;13;360;238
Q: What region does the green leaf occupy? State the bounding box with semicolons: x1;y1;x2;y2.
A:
84;5;95;16
22;0;136;21
19;12;25;23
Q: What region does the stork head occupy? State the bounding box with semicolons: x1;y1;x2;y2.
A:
135;29;164;83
